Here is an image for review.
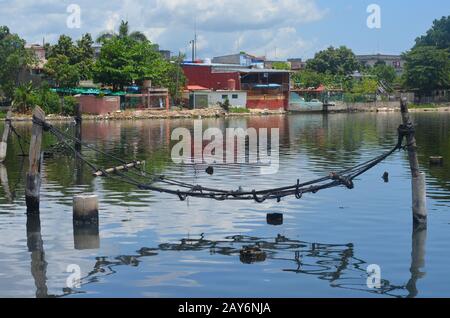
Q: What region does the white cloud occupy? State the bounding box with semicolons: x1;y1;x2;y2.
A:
0;0;326;59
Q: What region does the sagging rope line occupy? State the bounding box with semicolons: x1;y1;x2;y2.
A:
31;116;411;203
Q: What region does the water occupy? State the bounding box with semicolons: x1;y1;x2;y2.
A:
0;112;449;298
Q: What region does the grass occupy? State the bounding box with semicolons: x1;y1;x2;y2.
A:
409;103;439;109
229;107;250;114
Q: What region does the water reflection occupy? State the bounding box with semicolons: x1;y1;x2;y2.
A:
26;214;49;298
58;230;426;298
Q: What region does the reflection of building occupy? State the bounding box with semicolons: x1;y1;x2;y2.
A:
356;54;405;75
182;63;291;110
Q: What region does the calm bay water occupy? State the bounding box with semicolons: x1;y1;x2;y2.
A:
0;112;449;298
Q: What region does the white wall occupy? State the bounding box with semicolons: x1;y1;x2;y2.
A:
208;91;247;108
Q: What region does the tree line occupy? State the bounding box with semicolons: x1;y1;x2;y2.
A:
0;21;186;113
292;15;450;98
0;16;449;113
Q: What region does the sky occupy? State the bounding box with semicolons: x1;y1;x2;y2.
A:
0;0;449;60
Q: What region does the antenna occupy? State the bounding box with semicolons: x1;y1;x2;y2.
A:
194;18;197;61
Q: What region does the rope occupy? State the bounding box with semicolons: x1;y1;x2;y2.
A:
31;116;410;203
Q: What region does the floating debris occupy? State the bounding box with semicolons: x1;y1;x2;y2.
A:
206;166;214;175
267;213;283;226
240;246;267;264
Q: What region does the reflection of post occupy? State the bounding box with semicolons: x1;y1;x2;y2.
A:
26;214;49;298
0;163;12;202
0;111;12;163
73;195;100;250
74;104;83;184
400;99;427;225
406;225;427;298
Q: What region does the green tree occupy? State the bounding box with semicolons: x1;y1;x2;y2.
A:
369;64;397;86
44;33;95;85
352;78;378;95
307;46;360;76
12;82;35;113
415;16;450;49
402;46;450;95
44;54;80;88
272;61;290;70
0;26;33;101
292;70;324;88
96;20;148;43
92;37;133;90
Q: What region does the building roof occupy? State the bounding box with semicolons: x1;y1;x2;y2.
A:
186;85;210;91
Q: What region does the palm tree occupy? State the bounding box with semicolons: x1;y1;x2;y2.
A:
12;82;35;113
96;20;148;43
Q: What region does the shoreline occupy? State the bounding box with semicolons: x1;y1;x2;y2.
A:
5;105;450;122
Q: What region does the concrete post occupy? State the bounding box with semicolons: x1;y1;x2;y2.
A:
73;194;100;250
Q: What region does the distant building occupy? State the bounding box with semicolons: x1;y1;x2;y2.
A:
182;62;291;110
25;44;47;74
17;44;47;86
287;58;307;71
356;54;405;75
159;50;171;60
212;53;265;68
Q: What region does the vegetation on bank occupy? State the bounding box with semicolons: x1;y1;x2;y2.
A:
292;16;450;98
1;16;449;115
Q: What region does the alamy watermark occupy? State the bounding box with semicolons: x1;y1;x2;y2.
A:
66;264;82;289
367;4;381;29
171;120;280;175
66;4;81;29
366;264;382;289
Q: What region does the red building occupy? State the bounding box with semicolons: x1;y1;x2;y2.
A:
182;63;291;110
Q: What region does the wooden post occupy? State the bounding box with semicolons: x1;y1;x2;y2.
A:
400;99;427;225
74;104;82;152
0;111;12;163
73;194;99;223
26;107;45;213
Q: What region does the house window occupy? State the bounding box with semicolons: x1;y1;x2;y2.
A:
232;94;238;99
222;95;228;100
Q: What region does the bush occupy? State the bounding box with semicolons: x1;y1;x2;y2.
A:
35;87;61;114
229;107;250;114
62;96;78;116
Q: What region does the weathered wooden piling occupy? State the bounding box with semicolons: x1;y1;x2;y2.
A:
400;99;427;225
73;194;100;250
73;194;99;223
0;111;12;163
74;104;82;153
26;107;45;213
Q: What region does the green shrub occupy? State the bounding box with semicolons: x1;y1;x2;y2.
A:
229;107;250;114
62;95;78;116
35;88;61;114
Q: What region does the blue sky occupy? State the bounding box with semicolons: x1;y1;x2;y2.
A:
0;0;448;60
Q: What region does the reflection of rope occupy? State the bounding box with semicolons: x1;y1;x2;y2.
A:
32;116;410;203
7;120;28;156
60;234;410;298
